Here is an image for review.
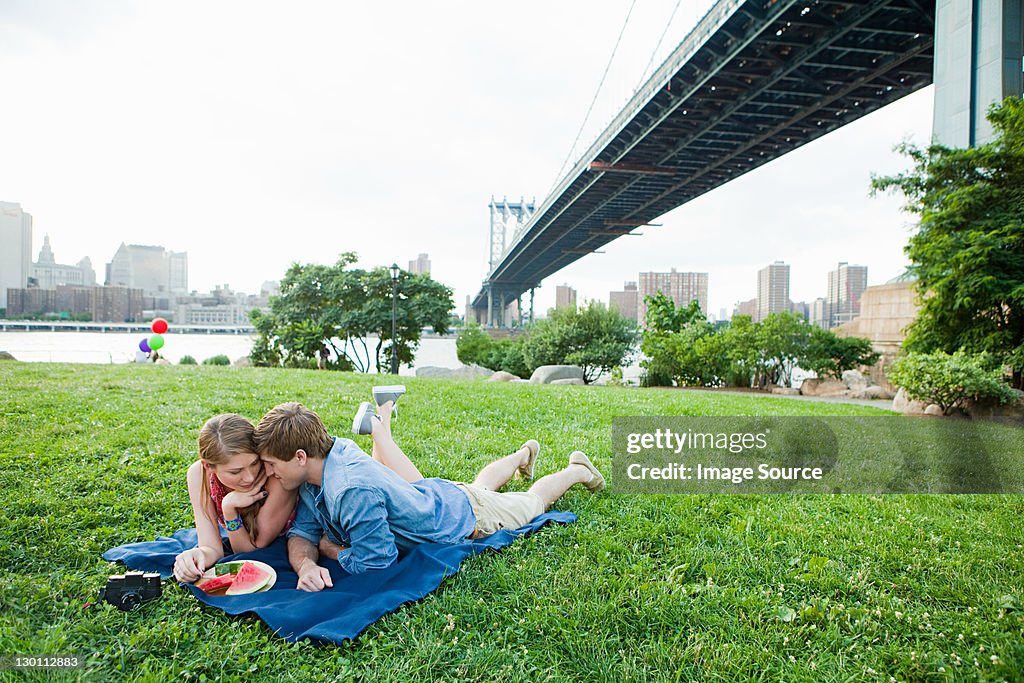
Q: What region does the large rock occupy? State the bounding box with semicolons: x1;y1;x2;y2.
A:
529;365;585;384
964;390;1024;421
841;369;870;391
924;404;946;416
0;351;16;361
800;378;848;397
550;378;586;386
892;387;928;415
487;371;520;382
233;356;251;368
771;387;801;396
416;364;493;379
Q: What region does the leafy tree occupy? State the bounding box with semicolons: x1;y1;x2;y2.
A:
888;350;1017;415
756;312;812;388
872;96;1024;389
639;294;708;386
250;253;453;372
520;302;636;383
802;327;880;379
719;315;759;387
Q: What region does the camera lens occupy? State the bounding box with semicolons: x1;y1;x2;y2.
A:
119;592;142;611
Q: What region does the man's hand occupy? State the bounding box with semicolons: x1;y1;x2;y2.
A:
221;471;269;518
173;547;207;583
295;559;334;592
318;535;347;561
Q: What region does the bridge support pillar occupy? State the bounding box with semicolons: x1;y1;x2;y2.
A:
933;0;1023;147
529;288;535;325
486;287;494;328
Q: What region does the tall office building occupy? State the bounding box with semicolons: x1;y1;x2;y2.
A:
105;243;188;297
638;269;709;327
810;297;829;328
827;262;868;327
408;253;431;275
609;281;638;321
555;284;577;310
756;261;791;322
30;235;97;289
0;201;33;310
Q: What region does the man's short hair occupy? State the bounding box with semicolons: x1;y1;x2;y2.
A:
253;402;333;461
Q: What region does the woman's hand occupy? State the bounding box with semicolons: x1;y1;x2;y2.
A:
173;547;208;583
221;471;269;518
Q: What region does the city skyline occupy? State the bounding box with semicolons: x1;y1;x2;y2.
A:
1;2;931;318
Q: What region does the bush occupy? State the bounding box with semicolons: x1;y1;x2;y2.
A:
202;354;231;366
179;355;197;365
455;324;529;378
802;327;879;380
521;302;636;384
888;350;1016;415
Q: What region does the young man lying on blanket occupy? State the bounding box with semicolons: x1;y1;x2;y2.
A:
253;399;605;591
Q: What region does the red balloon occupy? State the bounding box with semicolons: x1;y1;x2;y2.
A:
151;318;168;334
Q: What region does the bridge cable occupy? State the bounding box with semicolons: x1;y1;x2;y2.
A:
546;0;639;198
639;0;685;84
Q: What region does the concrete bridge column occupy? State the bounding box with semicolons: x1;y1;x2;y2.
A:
933;0;1024;147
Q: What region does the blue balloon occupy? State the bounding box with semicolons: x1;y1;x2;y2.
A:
139;338;151;353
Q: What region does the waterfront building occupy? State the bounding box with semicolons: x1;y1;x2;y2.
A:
31;235;97;290
408;253;431;275
105;243;188;298
0;201;33;310
555;284;577;310
609;281;638;321
756;261;791;322
827;262;868;328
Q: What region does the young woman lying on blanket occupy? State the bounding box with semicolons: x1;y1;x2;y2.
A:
172;388;413;583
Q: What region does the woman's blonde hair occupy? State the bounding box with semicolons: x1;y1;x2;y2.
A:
198;413;262;545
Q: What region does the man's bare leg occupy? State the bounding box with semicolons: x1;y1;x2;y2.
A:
528;452;605;508
472;442;536;491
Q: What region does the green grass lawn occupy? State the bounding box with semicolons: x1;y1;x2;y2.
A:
1;362;1022;682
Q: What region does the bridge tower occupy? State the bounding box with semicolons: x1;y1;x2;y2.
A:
933;0;1023;147
485;197;535;327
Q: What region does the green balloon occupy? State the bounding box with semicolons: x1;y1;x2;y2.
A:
148;334;165;350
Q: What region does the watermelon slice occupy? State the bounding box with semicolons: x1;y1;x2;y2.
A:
195;574;235;595
225;561;272;595
214;561;245;576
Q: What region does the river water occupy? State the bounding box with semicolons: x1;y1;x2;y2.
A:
0;330;461;376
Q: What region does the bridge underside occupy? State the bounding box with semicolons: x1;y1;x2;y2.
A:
474;0;935;316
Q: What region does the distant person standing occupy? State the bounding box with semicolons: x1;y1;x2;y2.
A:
318;346;329;370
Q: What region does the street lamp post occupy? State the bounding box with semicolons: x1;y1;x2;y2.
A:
390;263;400;374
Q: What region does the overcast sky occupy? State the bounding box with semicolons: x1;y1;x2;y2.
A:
0;0;933;318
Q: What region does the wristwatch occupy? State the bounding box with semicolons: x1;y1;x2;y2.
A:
225;515;244;532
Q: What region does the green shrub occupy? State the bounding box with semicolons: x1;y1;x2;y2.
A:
888;350;1016;415
802;327;879;380
179;355;197;365
202;354;232;366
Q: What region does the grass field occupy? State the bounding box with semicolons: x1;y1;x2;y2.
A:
1;362;1022;682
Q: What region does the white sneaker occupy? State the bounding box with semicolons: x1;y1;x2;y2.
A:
351;402;376;436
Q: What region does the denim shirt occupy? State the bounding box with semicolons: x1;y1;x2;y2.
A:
287;437;476;574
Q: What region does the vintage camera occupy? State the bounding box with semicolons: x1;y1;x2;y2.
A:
99;571;162;611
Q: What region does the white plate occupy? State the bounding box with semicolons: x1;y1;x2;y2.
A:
201;560;277;593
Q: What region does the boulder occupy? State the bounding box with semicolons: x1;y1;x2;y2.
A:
924;404;946;417
892;387;928;415
771;387;801;396
841;369;870;391
233;356;251;368
550;378;586;386
963;390;1024;421
487;371;519;382
416;364;492;379
800;378;848;397
529;365;585;384
861;385;892;400
0;351;16;361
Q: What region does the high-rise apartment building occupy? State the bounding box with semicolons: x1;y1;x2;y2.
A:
827;262;868;327
408;253;431;275
0;201;33;310
734;298;758;319
555;284;577;310
638;269;709;327
757;261;791;322
105;243;188;298
30;235;97;289
609;281;638;321
810;297;829;328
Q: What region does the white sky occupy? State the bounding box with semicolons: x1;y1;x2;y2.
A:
0;0;933;318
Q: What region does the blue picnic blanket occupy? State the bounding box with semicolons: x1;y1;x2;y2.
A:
102;511;575;643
